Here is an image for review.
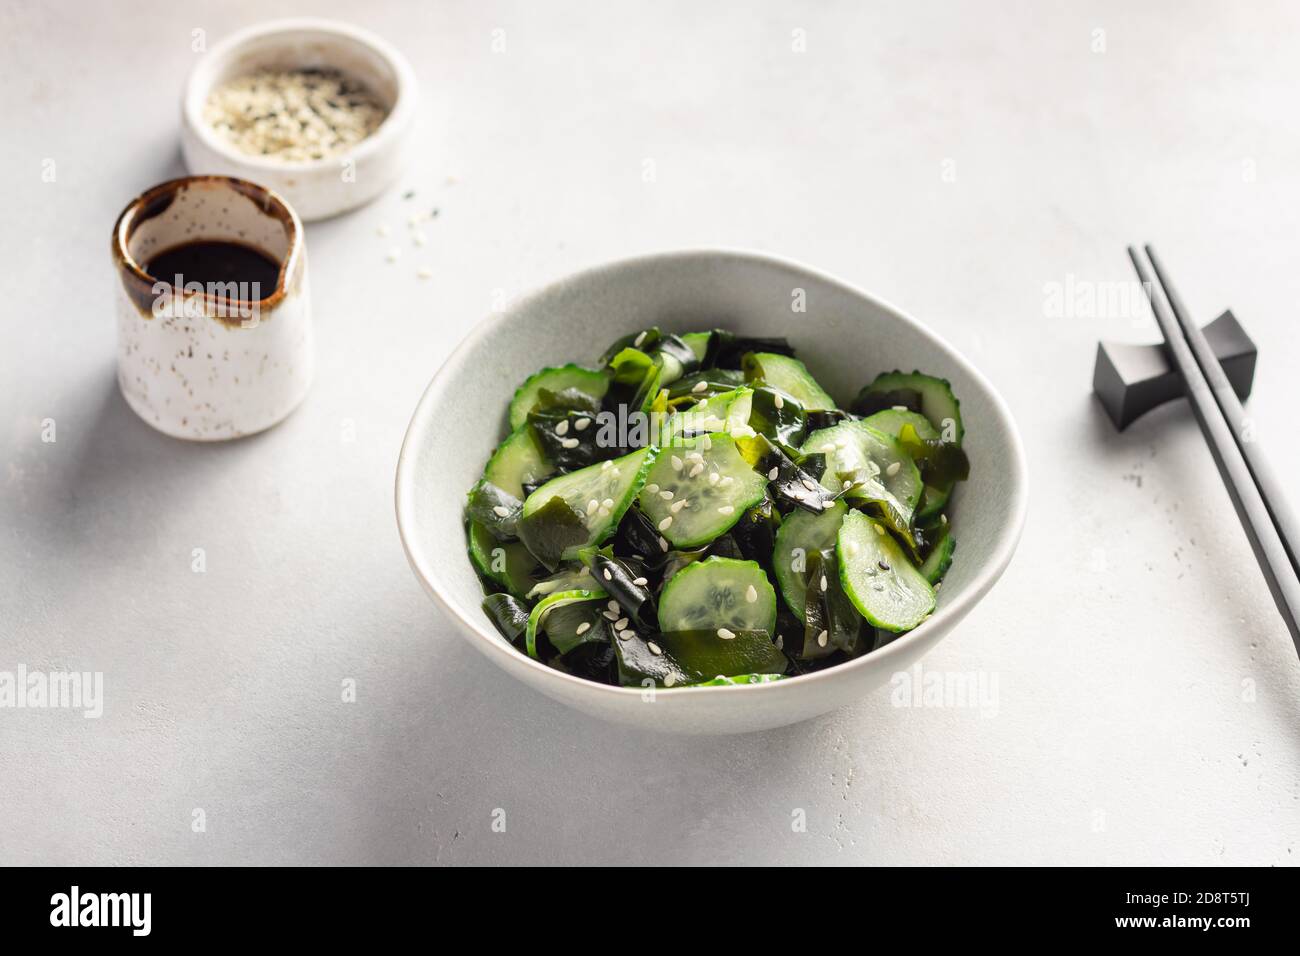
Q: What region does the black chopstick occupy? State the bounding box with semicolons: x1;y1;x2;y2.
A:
1144;244;1300;581
1128;245;1300;656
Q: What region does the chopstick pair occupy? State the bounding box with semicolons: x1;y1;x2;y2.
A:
1129;245;1300;657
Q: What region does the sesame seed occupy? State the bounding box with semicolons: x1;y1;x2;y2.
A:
603;568;612;581
877;560;890;571
555;420;570;436
660;490;673;500
664;674;676;687
940;514;948;525
645;483;659;494
671;499;686;514
700;434;712;450
717;627;736;640
658;536;669;552
717;505;734;515
671;456;683;471
575;418;590;431
708;472;719;485
603;610;619;621
602;498;614;508
692;381;708;393
647;641;663;655
492;505;510;517
561;438;579;449
634;330;647;347
886;461;901;476
892;405;909;412
801;479;817;492
575;622;591;635
597;506;610;519
607;601;620;613
745;585;758;603
774;393;784;409
688;463;704;478
820;575;828;591
842;479;853;490
768;467;779;481
617;629;633;641
602;460;613;470
614;617;628;630
658;516;673;531
586;499;599;515
775;635;784;650
873;523;885;535
632;577;648;586
817;630;829;647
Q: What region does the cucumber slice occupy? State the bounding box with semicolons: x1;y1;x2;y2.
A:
742;353;836;411
468;520;542;597
919;522;955;584
519;447;657;568
526;589;608;659
658;556;777;635
658;387;754;446
836;511;935;632
772;500;847;619
799;421;922;520
681;331;711;364
853;371;963;445
860;411;950;520
636;434;767;548
482;425;555;499
526;564;596;599
509;364;609;429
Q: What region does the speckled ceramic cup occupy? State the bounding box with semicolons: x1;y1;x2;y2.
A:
111;176;313;440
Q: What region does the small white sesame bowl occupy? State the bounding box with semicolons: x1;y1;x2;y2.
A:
395;250;1028;735
181;18;416;221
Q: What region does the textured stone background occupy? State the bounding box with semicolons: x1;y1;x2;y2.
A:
2;0;1297;864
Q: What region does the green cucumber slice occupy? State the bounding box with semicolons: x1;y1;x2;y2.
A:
800;421;922;521
860;410;949;520
658;386;754;446
636;434;767;548
658;556;777;635
854;371;964;445
519;447;657;568
681;331;711;364
919;522;955;584
836;511;935;632
509;364;609;429
525;589;608;659
772;500;847;619
468;520;542;597
742;352;836;411
482;425;555;500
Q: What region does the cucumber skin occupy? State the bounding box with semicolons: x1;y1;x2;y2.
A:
836;511;935;632
509;364;609;430
525;588;607;660
772;500;847;620
658;556;777;636
920;526;955;584
482;425;554;499
861;371;964;445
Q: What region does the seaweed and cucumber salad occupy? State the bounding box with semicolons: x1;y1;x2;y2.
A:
465;328;969;688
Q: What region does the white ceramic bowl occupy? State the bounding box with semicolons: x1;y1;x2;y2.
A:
181;18;416;221
396;250;1028;735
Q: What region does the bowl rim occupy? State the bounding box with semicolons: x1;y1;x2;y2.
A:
182;17;417;174
394;248;1028;703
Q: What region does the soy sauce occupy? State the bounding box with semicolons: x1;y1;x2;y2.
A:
144;241;281;298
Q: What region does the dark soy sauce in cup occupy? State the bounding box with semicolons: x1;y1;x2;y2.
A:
145;241;281;300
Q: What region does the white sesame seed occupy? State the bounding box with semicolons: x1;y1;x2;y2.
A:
717;505;734;515
708;472;719;485
671;499;686;513
801;479;818;491
603;610;619;621
692;381;708;393
659;536;669;552
940;514;948;525
601;460;613;470
671;456;683;471
768;467;779;481
842;479;853;490
574;418;590;431
614;617;628;630
774;393;784;409
602;498;614;509
688;463;704;478
618;629;634;641
775;635;784;651
700;434;712;451
658;516;673;531
745;585;758;603
561;438;579;449
555;420;570;436
608;600;620;613
587;499;599;515
886;461;901;476
492;505;510;517
603;568;612;581
634;331;647;347
597;506;610;519
717;627;736;640
644;483;659;494
632;577;648;586
575;622;591;635
892;405;909;412
660;490;674;500
820;575;828;591
647;641;663;655
817;630;828;647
